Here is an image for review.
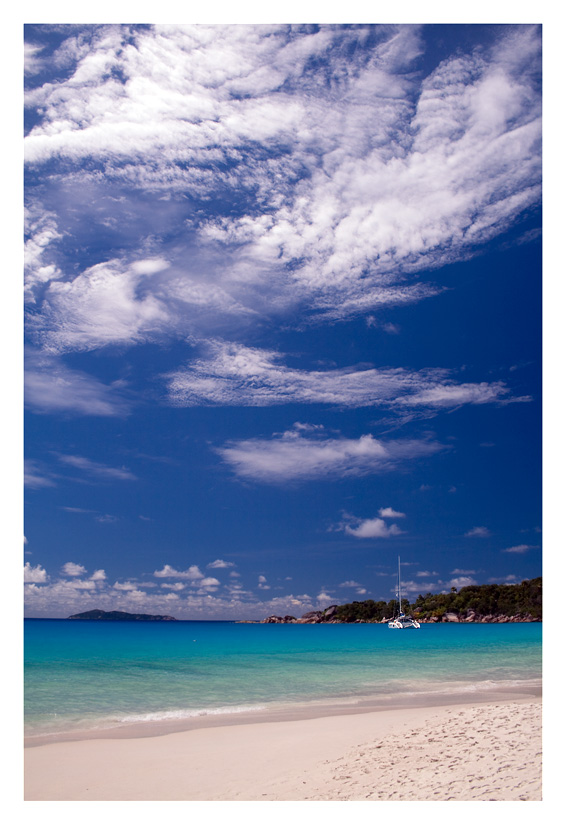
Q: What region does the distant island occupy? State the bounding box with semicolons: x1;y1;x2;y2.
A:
260;577;542;624
67;609;177;621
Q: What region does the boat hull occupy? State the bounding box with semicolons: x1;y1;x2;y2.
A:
388;619;421;629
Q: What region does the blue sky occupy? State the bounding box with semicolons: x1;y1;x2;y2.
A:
23;23;542;619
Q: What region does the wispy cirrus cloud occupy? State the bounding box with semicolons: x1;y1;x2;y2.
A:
502;544;538;554
24;459;56;488
216;423;445;483
56;454;137;481
165;340;523;413
25;351;131;416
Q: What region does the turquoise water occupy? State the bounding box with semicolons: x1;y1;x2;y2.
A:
24;619;541;738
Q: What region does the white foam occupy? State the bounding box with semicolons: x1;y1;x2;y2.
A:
115;704;267;724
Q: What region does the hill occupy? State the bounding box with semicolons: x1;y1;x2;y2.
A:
67;609;177;621
261;577;542;624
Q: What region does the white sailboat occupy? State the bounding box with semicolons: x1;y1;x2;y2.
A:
388;556;420;629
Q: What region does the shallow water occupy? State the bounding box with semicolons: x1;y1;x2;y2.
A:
24;619;541;738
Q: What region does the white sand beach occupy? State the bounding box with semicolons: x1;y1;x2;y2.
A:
24;697;541;802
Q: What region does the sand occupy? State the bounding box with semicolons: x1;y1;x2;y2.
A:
24;698;541;802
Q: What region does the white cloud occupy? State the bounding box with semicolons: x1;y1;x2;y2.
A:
502;544;537;554
25;351;130;417
153;564;204;580
417;570;438;577
56;454;137;482
90;569;106;581
217;425;444;483
465;526;491;538
24;459;55;488
344;517;403;539
207;559;235;569
379;507;405;518
339;580;362;588
447;576;478;589
24;25;541;354
24;562;48;583
200;577;221;588
165;340;518;413
61;562;87;577
33;259;171;353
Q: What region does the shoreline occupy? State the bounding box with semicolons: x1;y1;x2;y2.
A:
24;677;542;747
24;695;542;801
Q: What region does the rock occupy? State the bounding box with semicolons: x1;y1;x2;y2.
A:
443;612;460;622
300;611;323;623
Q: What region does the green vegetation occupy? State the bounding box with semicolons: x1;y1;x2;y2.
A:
334;577;542;623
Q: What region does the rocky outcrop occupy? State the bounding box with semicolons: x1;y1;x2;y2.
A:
67;609;177;621
261;606;338;624
416;612;540;624
261;607;540;625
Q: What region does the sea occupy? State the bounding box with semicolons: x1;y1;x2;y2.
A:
24;619;542;742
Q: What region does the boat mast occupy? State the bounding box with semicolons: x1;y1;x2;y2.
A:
398;555;402;616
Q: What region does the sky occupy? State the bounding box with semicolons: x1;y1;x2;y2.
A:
22;22;543;620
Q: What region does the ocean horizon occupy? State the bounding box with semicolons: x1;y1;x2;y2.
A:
24;618;542;743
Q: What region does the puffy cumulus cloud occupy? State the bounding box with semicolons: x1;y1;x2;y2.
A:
61;561;87;577
447;576;478;589
24;562;48;583
379;507;405;518
25;350;131;417
217;424;445;483
165;340;520;414
342;515;403;539
207;559;235;569
153;564;204;580
90;569;106;581
200;577;221;588
24;25;541;355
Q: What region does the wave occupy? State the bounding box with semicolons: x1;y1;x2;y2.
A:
114;704;267;724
